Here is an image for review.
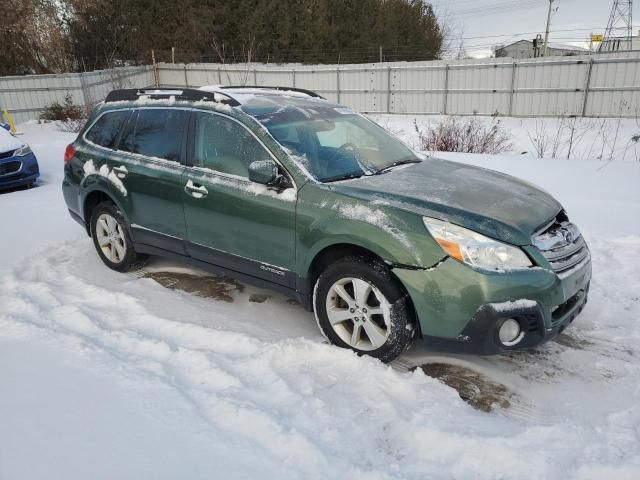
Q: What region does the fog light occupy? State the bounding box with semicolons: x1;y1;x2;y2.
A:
499;318;524;346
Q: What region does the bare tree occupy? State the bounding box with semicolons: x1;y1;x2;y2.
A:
211;34;258;86
0;0;72;75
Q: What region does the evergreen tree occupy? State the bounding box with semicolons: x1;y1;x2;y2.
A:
2;0;445;74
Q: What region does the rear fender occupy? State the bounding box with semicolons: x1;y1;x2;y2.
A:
80;176;132;231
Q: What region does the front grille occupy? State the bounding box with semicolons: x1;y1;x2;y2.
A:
533;213;589;273
0;149;15;160
0;160;22;177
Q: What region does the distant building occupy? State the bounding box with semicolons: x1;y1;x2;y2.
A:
599;31;640;52
495;40;589;59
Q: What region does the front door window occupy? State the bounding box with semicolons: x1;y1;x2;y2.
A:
193;112;271;177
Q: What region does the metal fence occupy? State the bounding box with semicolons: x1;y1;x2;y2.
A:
3;52;640;123
0;66;154;124
160;51;640;118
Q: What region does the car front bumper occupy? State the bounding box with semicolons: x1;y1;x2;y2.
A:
393;251;592;355
0;152;40;189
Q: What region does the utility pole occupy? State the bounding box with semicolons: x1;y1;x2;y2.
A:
543;0;556;57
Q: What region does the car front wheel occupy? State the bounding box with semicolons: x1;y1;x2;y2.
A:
313;256;416;362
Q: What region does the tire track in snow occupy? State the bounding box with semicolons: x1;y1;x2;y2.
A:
2;239;640;479
1;249;334;477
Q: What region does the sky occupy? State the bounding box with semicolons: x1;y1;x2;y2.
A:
431;0;638;58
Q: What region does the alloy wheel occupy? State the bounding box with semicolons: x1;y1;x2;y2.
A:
95;213;126;263
325;277;392;351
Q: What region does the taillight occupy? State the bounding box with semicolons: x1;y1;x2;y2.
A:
64;144;76;164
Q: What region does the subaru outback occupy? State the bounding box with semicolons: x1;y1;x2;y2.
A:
62;87;591;362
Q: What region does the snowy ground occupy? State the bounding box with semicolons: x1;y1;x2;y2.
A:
1;120;639;480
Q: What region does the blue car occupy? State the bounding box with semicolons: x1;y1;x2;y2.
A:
0;124;39;190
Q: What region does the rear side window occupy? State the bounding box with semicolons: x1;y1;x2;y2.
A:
119;108;188;162
193;112;271;178
85;110;130;149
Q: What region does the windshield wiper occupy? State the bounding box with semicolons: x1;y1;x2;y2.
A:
322;172;365;183
373;158;422;175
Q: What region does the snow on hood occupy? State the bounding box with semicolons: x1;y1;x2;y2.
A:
0;128;23;153
332;157;562;246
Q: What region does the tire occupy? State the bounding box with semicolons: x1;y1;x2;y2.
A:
90;201;143;272
313;255;416;363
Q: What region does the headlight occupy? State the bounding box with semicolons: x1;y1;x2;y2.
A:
14;144;32;156
423;217;532;271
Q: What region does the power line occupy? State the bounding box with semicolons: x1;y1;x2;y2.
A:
453;0;544;15
435;0;547;18
456;26;609;41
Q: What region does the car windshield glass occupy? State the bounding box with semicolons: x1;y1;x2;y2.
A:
245;101;417;182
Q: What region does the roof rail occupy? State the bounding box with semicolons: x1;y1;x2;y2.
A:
104;88;240;106
220;85;325;100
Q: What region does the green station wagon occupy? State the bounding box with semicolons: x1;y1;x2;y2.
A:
62;87;591;362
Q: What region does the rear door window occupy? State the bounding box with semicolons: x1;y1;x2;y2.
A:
118;108;188;163
85;110;130;149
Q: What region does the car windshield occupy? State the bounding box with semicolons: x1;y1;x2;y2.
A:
245;101;418;182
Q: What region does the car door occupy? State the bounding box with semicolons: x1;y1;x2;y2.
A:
182;110;297;287
112;107;190;254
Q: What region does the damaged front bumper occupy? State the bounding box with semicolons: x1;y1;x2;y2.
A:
393;252;592;355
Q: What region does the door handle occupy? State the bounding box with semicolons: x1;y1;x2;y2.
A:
113;165;128;178
185;180;208;198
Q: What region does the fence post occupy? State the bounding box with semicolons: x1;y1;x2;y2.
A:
386;66;392;113
78;71;90;110
508;61;517;116
183;65;189;87
253;68;258;85
217;67;222;84
292;69;296;87
582;58;594;117
151;50;159;87
443;64;450;115
336;68;341;103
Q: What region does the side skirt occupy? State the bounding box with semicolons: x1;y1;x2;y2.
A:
133;242;312;309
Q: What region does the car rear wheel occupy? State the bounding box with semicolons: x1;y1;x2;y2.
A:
313;256;416;362
90;201;142;272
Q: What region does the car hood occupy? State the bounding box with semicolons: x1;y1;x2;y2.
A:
0;127;23;153
330;157;562;246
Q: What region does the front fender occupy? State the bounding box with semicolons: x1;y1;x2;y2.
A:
296;184;446;275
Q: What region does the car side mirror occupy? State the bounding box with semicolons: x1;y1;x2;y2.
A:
248;159;279;185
